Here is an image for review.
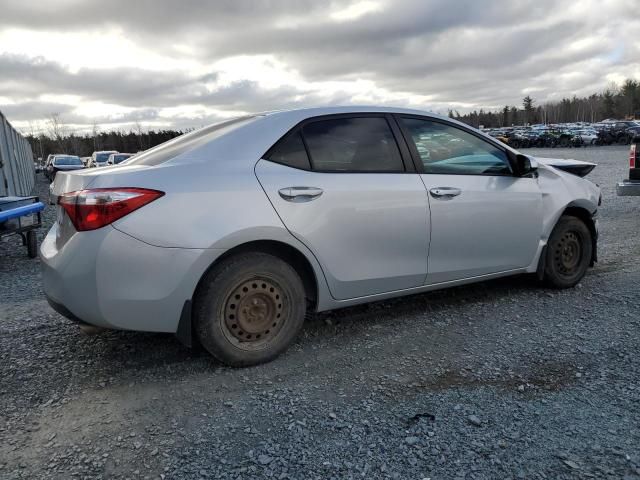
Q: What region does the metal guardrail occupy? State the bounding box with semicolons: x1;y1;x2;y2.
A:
0;111;35;197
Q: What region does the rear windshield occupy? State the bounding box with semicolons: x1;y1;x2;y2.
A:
113;154;132;164
54;156;82;165
96;153;114;162
126;116;258;166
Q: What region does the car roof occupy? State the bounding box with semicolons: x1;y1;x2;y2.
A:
150;105;515;169
260;105;448;122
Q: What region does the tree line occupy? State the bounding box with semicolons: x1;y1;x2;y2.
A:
26;115;187;161
449;78;640;128
25;78;640;159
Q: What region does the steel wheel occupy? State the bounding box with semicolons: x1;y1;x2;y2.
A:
544;215;592;289
553;231;582;276
194;252;306;366
222;277;286;351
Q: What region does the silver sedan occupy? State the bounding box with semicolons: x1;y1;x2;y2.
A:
42;107;601;366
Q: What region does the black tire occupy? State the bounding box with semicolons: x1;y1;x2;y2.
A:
543;216;592;289
26;231;38;259
194;252;306;367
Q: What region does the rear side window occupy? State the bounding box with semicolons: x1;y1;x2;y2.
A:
302;117;404;172
266;131;311;170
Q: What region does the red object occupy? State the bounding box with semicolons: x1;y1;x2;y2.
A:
59;188;164;231
630;144;637;169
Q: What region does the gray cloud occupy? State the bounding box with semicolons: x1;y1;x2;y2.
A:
1;0;639;129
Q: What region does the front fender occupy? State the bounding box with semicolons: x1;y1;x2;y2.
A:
537;164;599;243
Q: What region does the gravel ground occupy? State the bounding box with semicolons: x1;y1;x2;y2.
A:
1;145;639;480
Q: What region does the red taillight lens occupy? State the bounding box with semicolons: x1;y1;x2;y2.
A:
59;188;164;231
630;144;637;169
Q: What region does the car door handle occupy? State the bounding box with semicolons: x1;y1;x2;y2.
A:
429;187;462;199
278;187;324;202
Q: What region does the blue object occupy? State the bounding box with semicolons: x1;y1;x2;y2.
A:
0;201;45;223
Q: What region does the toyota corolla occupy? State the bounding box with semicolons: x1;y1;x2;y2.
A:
42;107;601;366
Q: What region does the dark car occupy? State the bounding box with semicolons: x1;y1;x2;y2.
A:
45;155;84;181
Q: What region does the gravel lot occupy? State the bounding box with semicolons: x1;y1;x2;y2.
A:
1;145;639;480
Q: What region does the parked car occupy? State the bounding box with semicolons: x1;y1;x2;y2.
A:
42;107;601;366
610;121;639;144
576;129;598;145
106;153;135;165
45;155;84;182
616;135;640;196
87;150;118;168
44;153;63;173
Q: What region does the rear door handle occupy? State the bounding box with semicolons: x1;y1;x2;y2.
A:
429;187;462;199
278;187;324;202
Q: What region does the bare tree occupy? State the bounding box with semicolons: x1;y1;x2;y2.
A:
91;120;101;152
134;121;146;150
47;113;68;152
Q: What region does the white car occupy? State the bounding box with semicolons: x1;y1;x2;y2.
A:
88;150;118;168
106;153;135;165
577;129;598;145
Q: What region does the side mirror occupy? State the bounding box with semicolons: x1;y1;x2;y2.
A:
515;154;538;177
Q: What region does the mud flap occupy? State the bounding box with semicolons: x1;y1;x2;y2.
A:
175;300;193;348
536;245;547;281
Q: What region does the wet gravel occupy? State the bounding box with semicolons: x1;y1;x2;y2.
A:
1;145;639;479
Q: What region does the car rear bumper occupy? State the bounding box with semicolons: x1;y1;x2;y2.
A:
40;223;226;332
616;180;640;196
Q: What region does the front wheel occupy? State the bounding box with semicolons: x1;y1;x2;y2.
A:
194;252;306;367
543;216;592;288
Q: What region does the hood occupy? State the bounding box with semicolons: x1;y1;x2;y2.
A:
534;157;596;177
54;164;85;171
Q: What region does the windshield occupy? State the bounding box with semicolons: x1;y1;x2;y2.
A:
54;156;82;166
113;154;132;164
96;152;115;162
127;116;258;166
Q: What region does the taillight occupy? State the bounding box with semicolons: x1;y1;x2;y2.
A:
59;188;164;231
631;144;637;169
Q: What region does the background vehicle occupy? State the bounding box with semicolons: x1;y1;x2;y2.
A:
576;128;598;145
87;150;118;168
106;153;134;165
43;107;601;367
45;155;84;181
616;135;640;196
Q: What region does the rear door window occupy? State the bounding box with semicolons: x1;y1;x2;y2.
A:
301;117;404;172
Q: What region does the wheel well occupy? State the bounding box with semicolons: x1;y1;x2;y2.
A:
195;240;318;308
561;206;598;265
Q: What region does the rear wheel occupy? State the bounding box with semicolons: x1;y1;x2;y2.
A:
194;252;306;367
543;216;592;288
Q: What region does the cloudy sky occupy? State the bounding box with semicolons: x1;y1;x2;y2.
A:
1;0;639;133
